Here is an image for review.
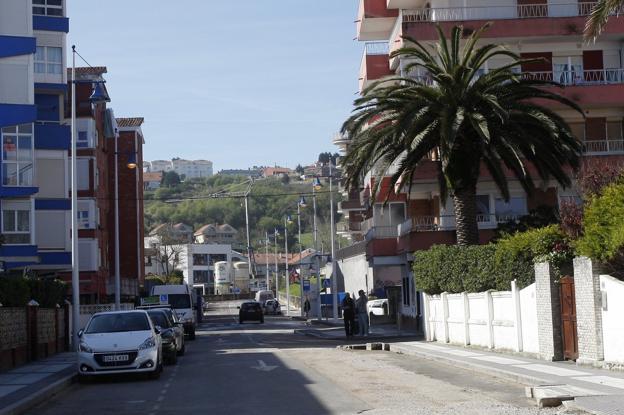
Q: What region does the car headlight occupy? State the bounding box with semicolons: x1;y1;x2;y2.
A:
79;342;93;353
138;336;156;350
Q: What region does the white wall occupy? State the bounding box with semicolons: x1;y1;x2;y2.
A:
425;282;538;354
0;0;31;36
601;275;624;364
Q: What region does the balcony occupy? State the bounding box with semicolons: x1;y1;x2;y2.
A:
583;139;624;155
359;42;392;93
398;213;524;237
522;69;624;85
338;199;365;213
336;221;364;235
400;2;624;42
357;0;399;41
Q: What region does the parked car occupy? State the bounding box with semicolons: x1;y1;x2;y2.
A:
77;310;163;380
138;306;185;357
238;301;264;324
263;299;281;315
146;309;182;364
367;299;388;319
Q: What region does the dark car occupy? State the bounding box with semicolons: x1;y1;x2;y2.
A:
147;309;179;364
238;301;264;324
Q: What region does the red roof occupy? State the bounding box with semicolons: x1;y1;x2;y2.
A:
116;117;145;128
67;66;107;76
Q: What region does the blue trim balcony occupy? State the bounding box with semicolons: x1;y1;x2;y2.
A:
0;186;38;197
0;104;37;128
0;245;38;258
35;199;71;210
35;83;68;92
34;123;70;150
33;16;69;33
0;35;36;58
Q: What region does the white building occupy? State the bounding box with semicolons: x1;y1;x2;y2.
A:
145;159;213;179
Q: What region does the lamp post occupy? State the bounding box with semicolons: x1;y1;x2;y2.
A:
297;196;305;317
313;177;322;321
284;216;290;316
274;228;279;296
264;231;269;291
70;46;109;350
328;162;338;320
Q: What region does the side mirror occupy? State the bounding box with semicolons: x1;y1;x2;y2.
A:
77;329;84;337
154;326;162;335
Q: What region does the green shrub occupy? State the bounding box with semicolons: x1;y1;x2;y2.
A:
494;224;570;289
413;244;497;295
576;183;624;264
0;276;30;307
27;278;67;308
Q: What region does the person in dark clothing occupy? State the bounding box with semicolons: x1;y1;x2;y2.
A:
341;293;356;338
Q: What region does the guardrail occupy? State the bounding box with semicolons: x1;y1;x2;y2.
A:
402;2;616;23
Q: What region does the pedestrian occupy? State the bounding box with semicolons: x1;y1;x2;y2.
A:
303;297;311;319
355;289;369;336
341;293;355;338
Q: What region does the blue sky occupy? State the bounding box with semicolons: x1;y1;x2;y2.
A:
67;1;361;171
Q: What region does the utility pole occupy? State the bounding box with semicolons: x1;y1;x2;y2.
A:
329;161;338;320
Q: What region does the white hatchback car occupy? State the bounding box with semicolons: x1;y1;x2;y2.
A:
367;299;389;318
78;310;163;379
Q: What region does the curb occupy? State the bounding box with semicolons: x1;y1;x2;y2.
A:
0;373;76;415
387;344;551;387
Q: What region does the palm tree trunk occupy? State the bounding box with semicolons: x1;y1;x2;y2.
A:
452;187;480;246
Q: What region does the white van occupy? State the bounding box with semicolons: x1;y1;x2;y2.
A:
151;284;196;340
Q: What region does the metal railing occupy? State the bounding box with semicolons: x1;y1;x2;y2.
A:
522;69;624;85
402;3;617;23
365;225;400;240
397;213;525;235
336;240;368;260
583;139;624;154
364;41;390;56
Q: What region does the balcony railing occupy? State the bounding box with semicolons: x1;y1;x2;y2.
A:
364;41;390;56
522;69;624;85
398;213;524;235
402;2;617;23
337;222;363;233
365;225;400;240
583;139;624;154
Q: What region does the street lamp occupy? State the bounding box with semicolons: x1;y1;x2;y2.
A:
312;179;321;322
70;46;109;350
283;216;290;316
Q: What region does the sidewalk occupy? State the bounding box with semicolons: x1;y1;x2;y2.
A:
370;341;624;414
0;353;76;415
295;320;421;340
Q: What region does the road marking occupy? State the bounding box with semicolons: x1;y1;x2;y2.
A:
152;404;160;411
513;364;590;377
125;400;146;404
157;395;165;402
572;376;624;390
160;389;167;394
164;382;171;388
251;360;278;372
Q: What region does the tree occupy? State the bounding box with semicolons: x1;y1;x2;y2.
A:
151;223;186;277
280;174;290;185
341;24;583;245
585;0;624;41
317;152;332;164
295;164;304;175
161;171;181;187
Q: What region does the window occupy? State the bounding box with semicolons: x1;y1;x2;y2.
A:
34;47;62;75
2;124;33;186
495;197;527;223
33;0;63;16
475;195;491;222
192;254;208;266
193;270;211;283
2;202;31;245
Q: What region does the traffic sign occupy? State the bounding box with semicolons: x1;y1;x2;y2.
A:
159;294;169;304
233;287;241;294
303;279;311;293
323;278;331;288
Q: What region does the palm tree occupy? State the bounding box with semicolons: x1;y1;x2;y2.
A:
341;24;583;246
585;0;624;41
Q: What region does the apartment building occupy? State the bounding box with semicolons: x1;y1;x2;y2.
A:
336;0;624;329
194;223;238;245
145;158;213;178
0;0;71;273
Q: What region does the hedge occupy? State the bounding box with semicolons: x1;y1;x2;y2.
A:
0;276;67;307
413;225;570;294
575;183;624;264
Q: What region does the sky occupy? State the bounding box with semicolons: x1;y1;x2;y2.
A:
67;0;362;171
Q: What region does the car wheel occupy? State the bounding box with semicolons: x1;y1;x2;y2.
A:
168;352;178;365
148;356;162;380
189;328;196;340
178;341;185;356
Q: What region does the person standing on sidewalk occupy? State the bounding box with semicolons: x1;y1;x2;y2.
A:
303;297;311;319
355;290;369;336
341;293;355;338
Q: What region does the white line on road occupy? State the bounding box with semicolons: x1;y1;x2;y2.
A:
157;395;165;402
160;389;167;395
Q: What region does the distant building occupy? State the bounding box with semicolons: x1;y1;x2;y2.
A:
148;223;194;244
262;167;292;177
194;224;238;244
143;172;162;190
145;158;213;179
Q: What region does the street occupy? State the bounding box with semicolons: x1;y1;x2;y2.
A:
28;300;581;415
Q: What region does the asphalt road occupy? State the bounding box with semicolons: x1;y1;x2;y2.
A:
27;300;574;415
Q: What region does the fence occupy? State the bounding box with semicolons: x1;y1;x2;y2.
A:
0;306;69;372
424;281;538;354
77;303;135;330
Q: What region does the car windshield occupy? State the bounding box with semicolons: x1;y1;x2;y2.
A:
86;313;151;334
242;303;260;310
148;311;171;328
168;294;191;309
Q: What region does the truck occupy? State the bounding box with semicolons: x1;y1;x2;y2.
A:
151;284;196;340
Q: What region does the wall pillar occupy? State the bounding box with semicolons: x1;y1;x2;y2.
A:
511;280;523;353
535;262;563;361
462;292;470;346
441;292;449;343
485;290;494;349
573;257;604;364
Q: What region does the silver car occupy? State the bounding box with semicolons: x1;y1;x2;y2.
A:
78;310;163;379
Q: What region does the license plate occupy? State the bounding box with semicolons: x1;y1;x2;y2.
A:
103;354;129;362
